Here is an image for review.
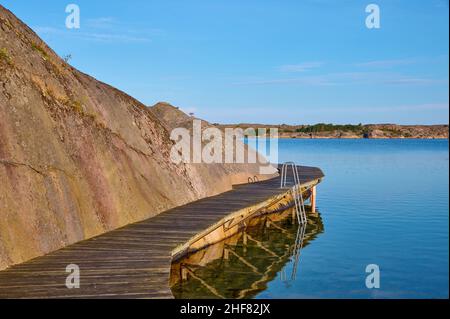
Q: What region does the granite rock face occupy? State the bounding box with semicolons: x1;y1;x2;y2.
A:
150;102;276;188
0;6;274;270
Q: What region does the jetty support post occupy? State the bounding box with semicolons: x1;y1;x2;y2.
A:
311;186;317;213
181;266;188;281
224;248;229;260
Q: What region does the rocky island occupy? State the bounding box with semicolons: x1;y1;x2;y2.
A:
217;123;449;139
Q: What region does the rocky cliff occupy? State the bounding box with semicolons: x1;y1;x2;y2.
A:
0;6;274;270
150;102;275;187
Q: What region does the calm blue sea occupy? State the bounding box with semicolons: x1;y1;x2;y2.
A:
257;139;449;299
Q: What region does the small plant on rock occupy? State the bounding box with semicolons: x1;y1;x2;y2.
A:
0;48;13;66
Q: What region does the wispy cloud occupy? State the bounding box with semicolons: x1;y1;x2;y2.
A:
233;76;333;86
33;15;164;44
279;62;324;72
384;77;446;85
197;102;449;125
233;72;448;87
34;26;152;43
85;17;116;29
331;103;449;113
355;58;416;68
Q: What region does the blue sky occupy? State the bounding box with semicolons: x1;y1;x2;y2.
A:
1;0;449;124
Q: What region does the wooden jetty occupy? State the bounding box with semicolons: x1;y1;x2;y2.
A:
0;165;324;299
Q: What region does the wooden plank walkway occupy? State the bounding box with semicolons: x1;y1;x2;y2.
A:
0;165;324;299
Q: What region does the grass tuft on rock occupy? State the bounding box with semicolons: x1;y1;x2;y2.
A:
31;42;49;60
0;48;13;66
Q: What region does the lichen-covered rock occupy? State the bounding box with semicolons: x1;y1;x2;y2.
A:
0;5;275;270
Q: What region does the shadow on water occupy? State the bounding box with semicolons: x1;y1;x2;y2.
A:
170;207;324;299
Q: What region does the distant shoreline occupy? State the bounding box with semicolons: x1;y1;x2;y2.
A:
248;136;449;140
216;123;449;140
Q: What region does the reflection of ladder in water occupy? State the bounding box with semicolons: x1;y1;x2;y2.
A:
280;162;307;225
280;224;306;282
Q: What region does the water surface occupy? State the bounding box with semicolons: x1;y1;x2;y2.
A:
174;139;449;299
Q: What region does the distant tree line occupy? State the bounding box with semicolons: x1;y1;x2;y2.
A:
294;123;365;133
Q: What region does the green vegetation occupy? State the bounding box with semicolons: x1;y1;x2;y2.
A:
404;132;413;138
71;100;84;114
31;42;49;60
46;90;86;116
0;48;13;66
295;123;364;133
64;97;87;116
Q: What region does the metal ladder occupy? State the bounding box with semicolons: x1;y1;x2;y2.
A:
280;162;307;225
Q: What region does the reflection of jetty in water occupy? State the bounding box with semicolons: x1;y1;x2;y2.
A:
170;208;324;299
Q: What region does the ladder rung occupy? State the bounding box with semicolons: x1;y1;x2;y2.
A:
280;162;307;225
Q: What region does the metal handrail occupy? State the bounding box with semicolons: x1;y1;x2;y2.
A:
280;162;307;224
